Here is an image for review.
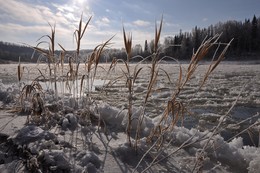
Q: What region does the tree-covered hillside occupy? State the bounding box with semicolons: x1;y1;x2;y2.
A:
0;42;36;63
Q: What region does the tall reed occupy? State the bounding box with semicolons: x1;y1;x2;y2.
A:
17;13;238;172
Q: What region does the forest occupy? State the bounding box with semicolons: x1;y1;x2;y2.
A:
0;42;36;63
118;14;260;61
0;15;259;63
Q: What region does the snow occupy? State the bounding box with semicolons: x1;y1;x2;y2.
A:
62;113;78;131
10;125;44;146
239;146;260;173
0;63;259;172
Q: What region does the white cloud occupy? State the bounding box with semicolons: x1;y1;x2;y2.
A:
0;23;47;33
165;22;180;28
0;0;152;49
52;3;88;24
202;18;208;22
0;0;47;24
95;17;111;27
101;17;110;24
0;0;78;26
133;20;151;27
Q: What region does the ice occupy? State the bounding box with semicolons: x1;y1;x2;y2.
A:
96;102;125;128
114;142;137;164
0;63;259;172
9;125;55;146
134;85;146;92
0;81;17;105
39;79;108;95
64;113;78;131
239;146;260;173
39;149;71;171
168;127;252;172
248;157;260;173
96;102;154;134
76;151;101;169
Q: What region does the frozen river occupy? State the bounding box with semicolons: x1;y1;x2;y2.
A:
0;61;260;172
0;62;259;127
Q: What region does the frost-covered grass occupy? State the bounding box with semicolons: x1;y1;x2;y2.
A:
0;16;260;173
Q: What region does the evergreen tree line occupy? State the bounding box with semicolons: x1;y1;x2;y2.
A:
110;15;260;61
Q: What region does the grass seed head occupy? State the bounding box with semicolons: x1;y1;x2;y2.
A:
123;26;132;61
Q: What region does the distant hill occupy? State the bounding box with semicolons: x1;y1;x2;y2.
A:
0;41;94;64
0;41;36;63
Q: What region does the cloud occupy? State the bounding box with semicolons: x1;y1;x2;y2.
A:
133;20;151;27
52;2;92;25
101;17;110;24
0;0;78;26
0;0;153;49
95;17;111;27
53;3;75;13
0;23;50;46
165;22;180;28
0;0;47;24
122;1;151;15
202;18;208;22
0;23;49;34
0;22;71;41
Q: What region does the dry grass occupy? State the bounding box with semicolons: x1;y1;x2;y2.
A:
146;34;233;146
15;14;248;173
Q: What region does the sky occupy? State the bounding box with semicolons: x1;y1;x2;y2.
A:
0;0;259;50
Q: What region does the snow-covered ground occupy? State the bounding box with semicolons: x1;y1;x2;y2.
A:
0;62;259;172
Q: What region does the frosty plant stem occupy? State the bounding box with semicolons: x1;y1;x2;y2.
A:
123;26;133;146
134;16;163;149
74;15;92;57
147;34;233;148
133;33;233;171
33;23;59;99
73;15;92;102
122;25;146;146
23;15;113;124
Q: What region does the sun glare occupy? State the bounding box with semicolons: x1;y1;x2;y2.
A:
75;0;86;4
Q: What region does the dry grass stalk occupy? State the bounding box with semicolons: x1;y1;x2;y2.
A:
17;57;24;82
154;15;163;53
79;75;86;98
199;38;233;88
58;43;66;75
19;79;44;122
122;26;134;145
133;17;164;149
21;80;43;100
32;23;60;98
29;93;45;124
143;16;164;102
74;15;92;56
34;22;56;64
123;63;144;146
123;26;132;62
146;34;232;152
85;36;114;94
